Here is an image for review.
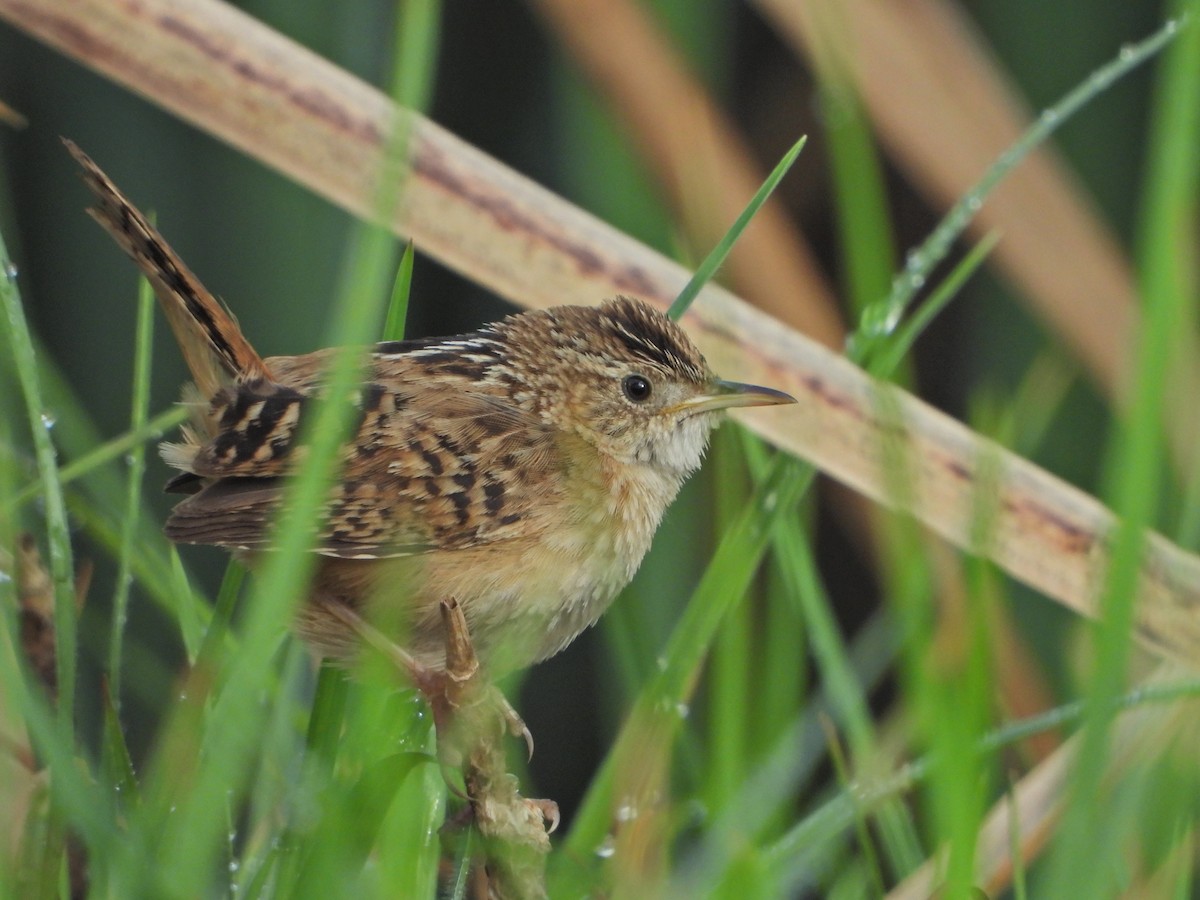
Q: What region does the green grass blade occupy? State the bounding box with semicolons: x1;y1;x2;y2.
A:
738;431;922;876
852;17;1183;361
382;240;416;342
108;273;155;707
100;681;141;808
150;226;397;896
1044;10;1199;895
867;231;1000;378
820;64;895;317
667;136;807;320
392;0;440;120
669;612;896;896
0;242;77;741
6;405;187;511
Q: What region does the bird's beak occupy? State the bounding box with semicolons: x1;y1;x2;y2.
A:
676;379;797;415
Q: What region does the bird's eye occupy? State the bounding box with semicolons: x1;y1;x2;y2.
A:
622;374;652;403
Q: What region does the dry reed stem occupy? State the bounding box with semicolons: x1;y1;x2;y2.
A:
5;0;1200;667
754;0;1200;469
884;663;1197;899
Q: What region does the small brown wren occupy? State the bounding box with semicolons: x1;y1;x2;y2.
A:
68;141;796;677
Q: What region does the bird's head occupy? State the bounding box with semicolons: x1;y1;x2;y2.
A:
499;297;795;478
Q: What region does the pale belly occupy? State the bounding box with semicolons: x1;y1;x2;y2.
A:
297;456;681;674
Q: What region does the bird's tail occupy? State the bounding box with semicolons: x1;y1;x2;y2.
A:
65;139;271;400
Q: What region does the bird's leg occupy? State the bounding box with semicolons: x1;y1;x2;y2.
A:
437;598;534;762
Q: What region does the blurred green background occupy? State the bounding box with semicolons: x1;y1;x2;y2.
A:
0;1;1189;893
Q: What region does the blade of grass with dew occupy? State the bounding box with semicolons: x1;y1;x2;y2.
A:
819;68;935;887
1045;11;1199;895
772;50;905;871
6;405;187;511
0;238;77;742
851;18;1184;364
108;273;154;708
829;24;1189;888
862;237;1006;890
2;334;198;628
0;250;100;888
667;136;806;320
868;232;1000;379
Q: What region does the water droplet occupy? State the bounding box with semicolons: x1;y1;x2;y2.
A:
1164;18;1180;36
656;655;668;672
595;836;616;858
40;412;56;431
966;197;983;213
907;273;926;290
3;262;17;282
0;570;11;585
762;491;778;513
1039;109;1059;127
675;703;690;719
228;859;240;873
1118;43;1136;62
616;804;638;823
904;250;925;273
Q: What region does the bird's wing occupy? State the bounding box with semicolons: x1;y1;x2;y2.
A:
163;377;573;558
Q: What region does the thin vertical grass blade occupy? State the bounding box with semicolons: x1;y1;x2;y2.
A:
108;274;155;706
667;136;807;320
0;240;78;739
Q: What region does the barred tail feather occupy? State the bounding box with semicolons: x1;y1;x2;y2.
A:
65;139;271;399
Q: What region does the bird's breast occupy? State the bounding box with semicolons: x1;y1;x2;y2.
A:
409;454;683;671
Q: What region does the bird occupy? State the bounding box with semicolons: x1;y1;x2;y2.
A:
66;140;796;681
